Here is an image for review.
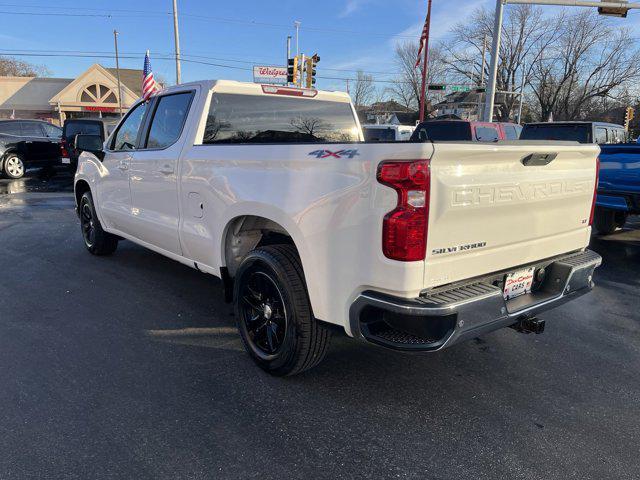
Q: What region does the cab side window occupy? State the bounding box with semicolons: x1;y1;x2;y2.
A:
21;122;45;137
595;127;607;144
111;102;147;151
145;92;193;149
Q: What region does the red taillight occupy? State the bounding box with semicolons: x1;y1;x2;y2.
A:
60;139;69;158
377;160;430;262
589;156;600;226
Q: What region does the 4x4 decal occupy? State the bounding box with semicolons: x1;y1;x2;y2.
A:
308;149;360;159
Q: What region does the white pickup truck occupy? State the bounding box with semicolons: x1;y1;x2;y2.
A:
73;80;602;376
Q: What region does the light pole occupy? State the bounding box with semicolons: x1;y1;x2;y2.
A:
294;21;301;57
483;0;640;122
113;30;124;118
172;0;182;85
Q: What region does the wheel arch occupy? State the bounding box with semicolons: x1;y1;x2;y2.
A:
219;211;320;311
74;179;92;214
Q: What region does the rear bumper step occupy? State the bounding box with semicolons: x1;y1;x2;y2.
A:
349;249;602;352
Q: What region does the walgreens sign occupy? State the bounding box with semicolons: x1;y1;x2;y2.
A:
253;66;288;85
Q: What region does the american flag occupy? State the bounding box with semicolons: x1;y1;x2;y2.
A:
415;11;430;68
142;50;160;101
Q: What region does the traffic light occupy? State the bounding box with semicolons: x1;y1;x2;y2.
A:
306;53;320;89
287;56;299;85
428;84;446;91
598;0;629;18
625;106;635;131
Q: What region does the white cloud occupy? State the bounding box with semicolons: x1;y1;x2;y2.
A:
339;0;367;18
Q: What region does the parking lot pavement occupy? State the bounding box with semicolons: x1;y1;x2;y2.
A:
0;170;639;480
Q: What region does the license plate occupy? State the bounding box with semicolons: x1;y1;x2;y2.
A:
61;158;70;164
503;267;535;300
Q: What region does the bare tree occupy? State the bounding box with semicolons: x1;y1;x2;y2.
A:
351;70;375;108
443;4;560;121
528;11;640;121
290;116;327;136
389;41;446;111
0;56;50;77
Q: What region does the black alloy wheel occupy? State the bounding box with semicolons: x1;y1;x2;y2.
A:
80;201;96;249
239;270;288;358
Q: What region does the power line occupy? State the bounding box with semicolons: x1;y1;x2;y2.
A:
0;4;417;39
0;48;400;76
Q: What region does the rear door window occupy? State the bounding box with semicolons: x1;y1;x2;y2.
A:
475;126;499;142
21;122;45;137
0;122;22;135
145;92;194;149
203;93;360;144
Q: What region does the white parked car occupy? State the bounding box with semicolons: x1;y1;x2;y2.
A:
362;124;415;142
74;80;602;376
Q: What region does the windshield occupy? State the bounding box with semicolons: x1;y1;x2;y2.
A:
520;124;592;143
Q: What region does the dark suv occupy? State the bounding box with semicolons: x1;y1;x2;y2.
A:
61;119;117;171
0;119;62;179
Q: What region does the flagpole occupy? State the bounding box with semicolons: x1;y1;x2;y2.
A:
419;0;433;123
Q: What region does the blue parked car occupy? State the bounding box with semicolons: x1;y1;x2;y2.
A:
594;144;640;234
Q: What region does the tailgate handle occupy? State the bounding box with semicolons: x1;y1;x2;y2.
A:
521;153;557;166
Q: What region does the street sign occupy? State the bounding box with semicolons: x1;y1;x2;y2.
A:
451;86;471;93
253;66;288;85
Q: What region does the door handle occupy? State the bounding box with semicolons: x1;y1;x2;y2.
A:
159;164;174;175
117;161;129;171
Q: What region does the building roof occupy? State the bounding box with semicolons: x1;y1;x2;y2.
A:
105;68;143;97
0;76;73;111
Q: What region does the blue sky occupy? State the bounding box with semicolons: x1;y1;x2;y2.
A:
2;0;639;93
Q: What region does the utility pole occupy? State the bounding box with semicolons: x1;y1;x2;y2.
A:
287;35;291;63
294;21;301;57
477;34;488;120
517;60;526;124
172;0;182;85
418;0;433;123
483;0;504;122
113;30;124;118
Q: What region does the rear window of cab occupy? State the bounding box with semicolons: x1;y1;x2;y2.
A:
202;93;360;144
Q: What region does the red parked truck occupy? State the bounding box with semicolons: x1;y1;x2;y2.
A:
411;120;522;142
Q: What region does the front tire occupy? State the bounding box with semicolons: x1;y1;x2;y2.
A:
234;245;331;376
79;191;118;256
3;154;25;179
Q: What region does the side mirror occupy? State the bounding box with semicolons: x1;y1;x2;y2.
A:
75;134;104;160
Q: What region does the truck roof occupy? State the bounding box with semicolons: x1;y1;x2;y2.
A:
161;79;352;103
525;121;624;129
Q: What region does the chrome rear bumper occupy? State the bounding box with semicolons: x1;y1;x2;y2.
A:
349;250;602;352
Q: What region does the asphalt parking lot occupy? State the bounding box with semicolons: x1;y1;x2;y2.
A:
0;168;639;480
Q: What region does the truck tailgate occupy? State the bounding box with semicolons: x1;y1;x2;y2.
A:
425;142;599;289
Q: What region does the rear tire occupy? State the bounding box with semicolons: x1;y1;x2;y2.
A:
79;191;118;256
3;154;25;179
593;208;618;235
234;245;331;376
